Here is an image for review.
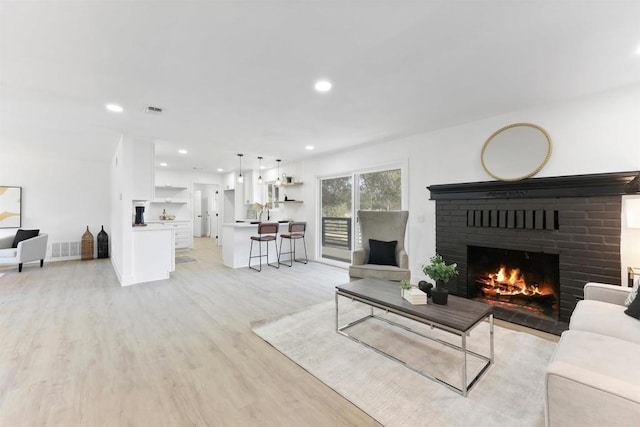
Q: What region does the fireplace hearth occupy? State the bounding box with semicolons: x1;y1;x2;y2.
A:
428;171;639;335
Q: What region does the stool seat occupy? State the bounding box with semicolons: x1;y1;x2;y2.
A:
249;222;280;271
281;232;304;239
278;222;308;267
251;235;276;241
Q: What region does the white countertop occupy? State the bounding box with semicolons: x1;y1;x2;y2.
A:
132;224;174;231
223;221;293;228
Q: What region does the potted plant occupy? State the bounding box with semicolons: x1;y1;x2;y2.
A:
422;254;459;305
399;279;412;297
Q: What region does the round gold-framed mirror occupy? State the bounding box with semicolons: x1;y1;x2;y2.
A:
481;123;552;181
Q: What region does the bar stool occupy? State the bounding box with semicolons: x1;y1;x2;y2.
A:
278;222;308;267
249;222;279;272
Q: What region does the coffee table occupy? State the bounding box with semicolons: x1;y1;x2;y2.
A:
335;278;493;396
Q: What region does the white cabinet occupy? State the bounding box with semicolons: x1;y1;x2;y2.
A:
131;227;175;284
223;172;236;190
169;221;192;249
143;221;192;249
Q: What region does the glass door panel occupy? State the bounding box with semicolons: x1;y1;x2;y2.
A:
320;176;353;262
355;168;402;248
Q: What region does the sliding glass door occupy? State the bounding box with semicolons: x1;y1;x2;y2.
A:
320;176;353;262
319;167;403;264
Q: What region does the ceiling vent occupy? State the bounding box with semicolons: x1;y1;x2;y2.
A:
144;105;163;114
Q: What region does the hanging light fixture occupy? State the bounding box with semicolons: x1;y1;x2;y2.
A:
237;154;244;183
275;159;282;186
257;156;263;184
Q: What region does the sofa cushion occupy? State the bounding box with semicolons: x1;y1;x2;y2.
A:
570;299;640;344
545;330;640;426
0;247;18;259
625;291;640;319
368;239;397;266
12;229;39;248
348;264;410;282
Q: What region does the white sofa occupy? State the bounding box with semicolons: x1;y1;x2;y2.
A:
545;282;640;426
0;233;48;272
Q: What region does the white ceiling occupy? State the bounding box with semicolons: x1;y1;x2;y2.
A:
1;1;639;174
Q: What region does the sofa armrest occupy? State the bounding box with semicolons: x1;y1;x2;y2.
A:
352;248;367;265
0;235;13;250
583;282;631;306
16;234;48;263
396;248;408;269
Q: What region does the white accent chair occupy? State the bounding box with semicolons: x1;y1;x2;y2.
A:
348;210;410;282
0;233;48;272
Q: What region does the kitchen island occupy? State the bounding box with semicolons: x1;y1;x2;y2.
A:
222;222;289;268
130;224;175;284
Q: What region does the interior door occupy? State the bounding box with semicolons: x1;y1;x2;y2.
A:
193;190;202;237
201;196;209;237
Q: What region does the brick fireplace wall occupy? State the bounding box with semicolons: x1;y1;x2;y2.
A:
434;195;621;323
428;171;639;331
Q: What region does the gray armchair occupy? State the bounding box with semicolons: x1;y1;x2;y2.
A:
0;232;48;272
348;210;410;282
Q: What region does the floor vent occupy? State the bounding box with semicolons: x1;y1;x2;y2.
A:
51;241;81;258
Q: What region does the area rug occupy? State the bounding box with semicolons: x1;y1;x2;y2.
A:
175;256;197;264
252;300;557;427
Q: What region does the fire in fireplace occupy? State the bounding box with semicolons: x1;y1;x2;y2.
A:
467;246;560;320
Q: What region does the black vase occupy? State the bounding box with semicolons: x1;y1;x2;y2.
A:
431;287;449;305
97;225;109;259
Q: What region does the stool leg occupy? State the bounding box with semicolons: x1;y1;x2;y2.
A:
249;239;261;272
278;237;286;267
268;238;279;268
295;236;308;264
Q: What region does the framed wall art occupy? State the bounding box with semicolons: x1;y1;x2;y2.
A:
0;186;22;228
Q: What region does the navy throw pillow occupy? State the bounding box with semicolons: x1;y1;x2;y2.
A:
368;239;397;266
12;229;39;248
625;291;640;320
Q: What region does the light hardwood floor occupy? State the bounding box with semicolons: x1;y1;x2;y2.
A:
0;238;556;426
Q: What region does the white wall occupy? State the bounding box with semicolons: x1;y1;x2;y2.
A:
290;84;640;281
0;146;111;260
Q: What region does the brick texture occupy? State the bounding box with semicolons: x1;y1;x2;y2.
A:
435;195;621;327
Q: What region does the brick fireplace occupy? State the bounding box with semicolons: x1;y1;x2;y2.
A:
428;171;639;334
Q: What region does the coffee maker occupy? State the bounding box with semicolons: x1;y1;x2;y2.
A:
134;206;145;225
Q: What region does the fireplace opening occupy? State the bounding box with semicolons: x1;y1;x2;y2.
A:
467;246;560;321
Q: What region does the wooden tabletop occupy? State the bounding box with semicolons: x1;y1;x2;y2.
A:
336;278;492;333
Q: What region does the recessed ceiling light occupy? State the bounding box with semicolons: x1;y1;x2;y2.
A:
159;162;168;167
106;103;123;113
217;168;224;172
314;80;332;93
305;145;315;151
178;149;188;154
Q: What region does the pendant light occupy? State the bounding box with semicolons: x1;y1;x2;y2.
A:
257;156;263;184
275;159;282;186
237;154;244;183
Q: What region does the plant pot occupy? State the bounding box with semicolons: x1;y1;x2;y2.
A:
431;287;448;305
